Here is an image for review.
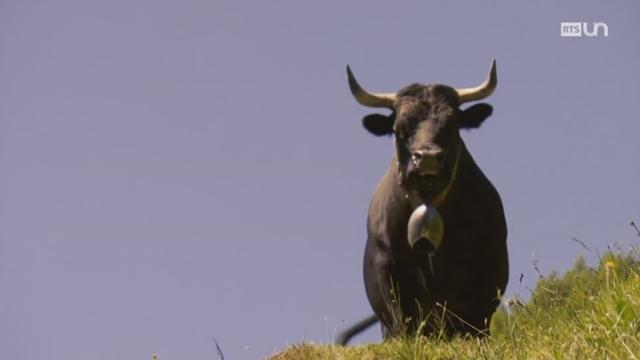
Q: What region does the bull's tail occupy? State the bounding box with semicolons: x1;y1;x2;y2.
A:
335;314;378;346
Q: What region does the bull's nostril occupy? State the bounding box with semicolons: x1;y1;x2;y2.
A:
411;154;422;168
410;148;444;176
411;150;425;162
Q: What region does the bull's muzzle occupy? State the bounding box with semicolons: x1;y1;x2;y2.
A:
410;148;443;176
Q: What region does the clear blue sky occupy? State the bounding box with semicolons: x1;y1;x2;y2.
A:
1;1;639;359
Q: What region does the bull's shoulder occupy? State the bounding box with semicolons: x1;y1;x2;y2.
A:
366;165;411;246
454;150;505;212
443;150;507;244
368;164;408;216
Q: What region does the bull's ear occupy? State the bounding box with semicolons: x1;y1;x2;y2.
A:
363;113;395;136
460;103;493;129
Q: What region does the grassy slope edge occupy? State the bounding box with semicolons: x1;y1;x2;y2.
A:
271;251;640;359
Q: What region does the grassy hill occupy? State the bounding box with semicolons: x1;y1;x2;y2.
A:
271;251;640;359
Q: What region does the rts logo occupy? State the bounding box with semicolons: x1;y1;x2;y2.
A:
561;22;609;37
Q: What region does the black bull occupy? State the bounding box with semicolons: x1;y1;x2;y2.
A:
337;61;508;345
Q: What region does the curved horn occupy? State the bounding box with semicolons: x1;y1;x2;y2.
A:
346;65;396;108
455;59;497;104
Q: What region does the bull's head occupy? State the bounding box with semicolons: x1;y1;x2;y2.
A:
347;60;497;206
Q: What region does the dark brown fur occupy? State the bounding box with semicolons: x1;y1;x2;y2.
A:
338;84;508;344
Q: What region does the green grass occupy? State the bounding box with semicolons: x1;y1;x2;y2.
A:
271;250;640;359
